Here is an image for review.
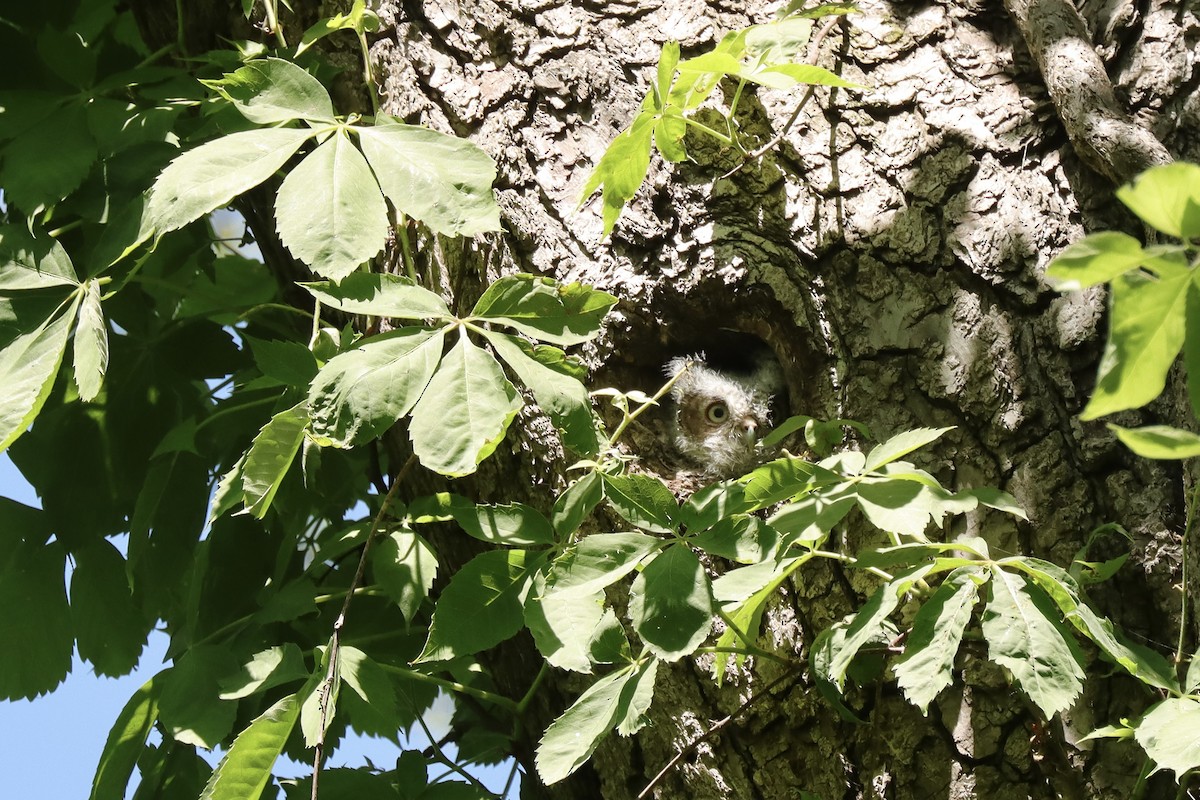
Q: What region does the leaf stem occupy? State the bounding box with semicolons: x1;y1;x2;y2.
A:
356;27;380;117
607;361;690;447
396;214;417;281
811;548;895;582
1176;479;1200;663
696;645;796;667
682;116;733;145
377;663;520;712
413;707;494;794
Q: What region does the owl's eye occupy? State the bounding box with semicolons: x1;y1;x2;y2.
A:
705;401;729;424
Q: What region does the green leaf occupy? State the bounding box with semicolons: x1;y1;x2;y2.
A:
242;402;309;518
338;646;398;724
679;480;754;531
301;273;451;320
863;427;954;472
0;102;97;210
740;457;817;509
629;544;713;661
853;537;990;570
691;515;779;564
578;111;655;235
955;487;1027;520
470;274;618;346
356;121;500;236
601;473;678;533
308;328;443;448
1002;556;1178;693
1134;697;1200;778
145;127;314;236
767;490;855;548
198;692;301;800
1045;231;1161;290
416;549;542;662
825;566;932;691
526;574;607;673
615;658;658;736
246;337;319;388
218;645;309;700
274;129;388;280
0;537;73;699
1115;162;1200;240
0;297;77;453
747;62;864;90
201;57;336;124
370;527;439;623
89;676;160;800
483;330;601;456
1083;269;1192;419
1109;423;1200;459
545;532;663;598
409;331;523;477
0;225;79;289
73;280;109;402
70;540;149;677
411;492;555;546
981;569;1085;717
535;663;645;784
550;471;604;537
856;479;960;541
894;568;983;714
159;646;239;749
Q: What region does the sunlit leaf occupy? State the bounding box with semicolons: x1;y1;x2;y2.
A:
199;692;301;800
0;225;79;289
1109;423;1200;459
1115;162;1200;240
544;532;663;599
894;567;983;714
601;473;677;533
73;280;109;402
0;297;77;453
242;402;309;518
370;527;439;623
356;120;500;236
89;676;160;800
1134;697;1200;778
301;273;451;320
275;129;388;280
629;544;713;661
201;57;335;124
470;274;618;346
408;331;522;477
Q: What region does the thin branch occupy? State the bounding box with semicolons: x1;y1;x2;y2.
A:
310;453;417;800
637;671;799;799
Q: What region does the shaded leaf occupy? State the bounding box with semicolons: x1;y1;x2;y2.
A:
218;644;309;700
0;537;73;699
894;567;983;714
370;527;439;622
89;676;160;800
242;402;308;518
981;569;1085;717
159;646;239;749
550;471;604;538
601;473;677;533
629;545;713;661
416;549;541;663
70;540;149;677
526;572;606;673
0;225;79;289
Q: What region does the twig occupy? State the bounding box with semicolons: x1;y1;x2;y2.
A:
310;453;417;800
723;16;843;179
637;670;799;799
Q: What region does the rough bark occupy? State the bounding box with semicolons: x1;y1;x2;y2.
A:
135;0;1200;797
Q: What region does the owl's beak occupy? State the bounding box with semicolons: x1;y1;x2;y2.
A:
739;419;759;442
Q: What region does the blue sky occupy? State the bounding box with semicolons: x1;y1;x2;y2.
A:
0;451;516;797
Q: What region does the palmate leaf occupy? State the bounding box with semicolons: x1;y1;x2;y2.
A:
1045;231;1175;290
89;675;160;800
144;127;315;237
370;527;439;623
894;567;983;714
356;120;500;236
301;273;451;320
1083;269;1193;419
981;569;1085;717
628;544;713;661
201;57;336;124
483;330;601;457
70;540;149;677
408;330;523;477
1133;698;1200;779
470;273;618;346
526;573;606;673
601;472;678;533
0;225;79;290
199;692;302;800
863;426;954;472
409;493;556;546
1115;161;1200;240
158;645;239;750
0;534;73;700
579;111;654;235
0;294;78;453
307;327;444;448
241;402;309;518
416;548;543;663
1109;423;1200;459
550;471;604;538
535;660;657;785
73;279;109;402
543;531;663;598
275;129;389;280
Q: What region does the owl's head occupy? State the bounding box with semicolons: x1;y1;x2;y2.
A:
665;354;783;477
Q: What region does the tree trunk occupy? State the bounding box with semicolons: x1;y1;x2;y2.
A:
139;0;1200;797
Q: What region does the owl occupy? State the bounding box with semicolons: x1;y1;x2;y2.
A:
666;353;785;477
